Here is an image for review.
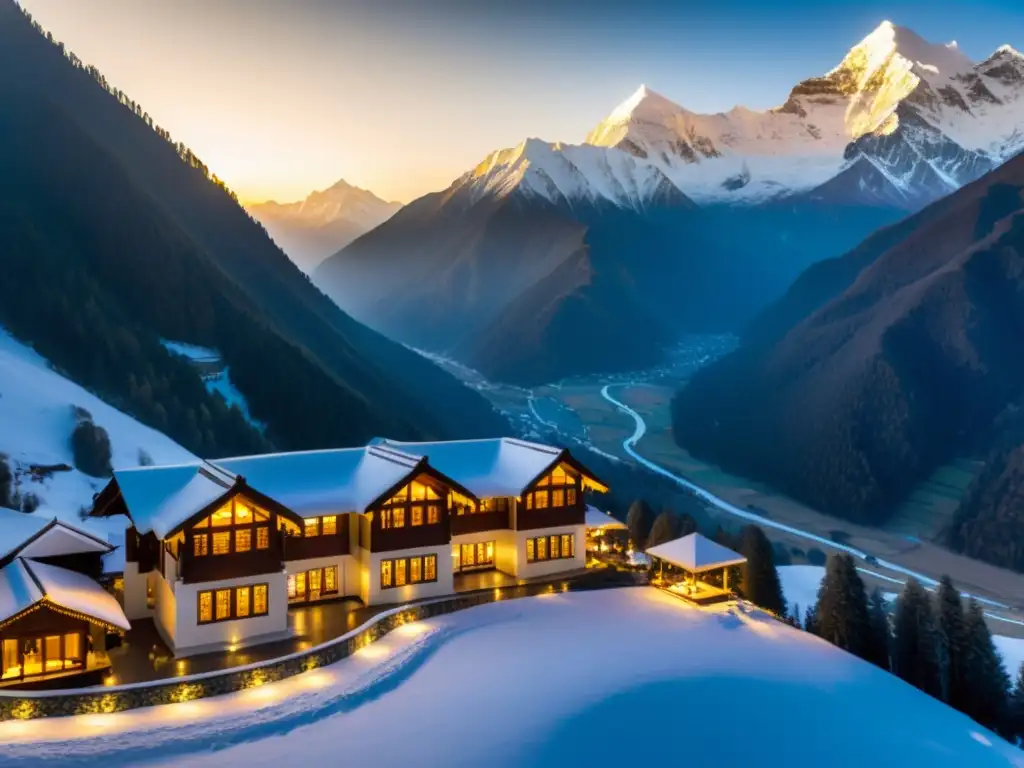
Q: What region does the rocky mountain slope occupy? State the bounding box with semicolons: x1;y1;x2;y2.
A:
671;152;1024;571
315;22;1022;386
247;180;400;274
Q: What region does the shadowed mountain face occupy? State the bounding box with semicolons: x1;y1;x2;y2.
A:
671;153;1024;571
0;3;507;455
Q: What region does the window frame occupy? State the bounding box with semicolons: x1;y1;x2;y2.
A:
526;534;576;563
380;554;438;589
197;582;270;625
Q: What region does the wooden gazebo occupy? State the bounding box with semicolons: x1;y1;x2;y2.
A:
647;533;746;606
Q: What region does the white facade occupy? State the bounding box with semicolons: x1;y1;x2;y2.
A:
358;543;453;606
121;561;152;621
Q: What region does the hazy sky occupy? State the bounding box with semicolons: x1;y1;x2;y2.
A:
19;0;1024;203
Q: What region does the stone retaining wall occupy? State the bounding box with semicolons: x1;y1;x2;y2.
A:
0;569;643;720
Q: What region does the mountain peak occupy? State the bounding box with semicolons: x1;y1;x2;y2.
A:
605;84;681;124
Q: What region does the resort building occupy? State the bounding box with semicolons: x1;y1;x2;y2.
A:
88;437;607;657
0;508;130;688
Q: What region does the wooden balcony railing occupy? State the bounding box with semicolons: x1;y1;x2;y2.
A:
282;529;351;561
515;504;585;531
369;524;449;553
179;544;284;584
450;509;510;536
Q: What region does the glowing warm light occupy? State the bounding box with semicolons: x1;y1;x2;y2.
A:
394;622;428;638
355;643;390;660
165;701;207;720
227;643;239;653
176;660;188;674
76;714;115;729
301;671;333;689
103;675;118;687
245;684;280;703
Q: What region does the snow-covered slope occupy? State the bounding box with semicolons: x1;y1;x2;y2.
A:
584;22;1024;207
0;327;194;537
247;179;401;273
9;589;1015;765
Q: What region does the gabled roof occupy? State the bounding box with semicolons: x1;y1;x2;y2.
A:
113;461;236;539
110;444;446;537
370;437;593;498
0;507;113;566
585;505;627;531
646;533;747;573
0;558;130;631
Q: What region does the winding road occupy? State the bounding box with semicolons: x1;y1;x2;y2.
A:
599;384;1023;621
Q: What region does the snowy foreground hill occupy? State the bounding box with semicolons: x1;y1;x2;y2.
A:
0;327;194;538
3;589;1018;766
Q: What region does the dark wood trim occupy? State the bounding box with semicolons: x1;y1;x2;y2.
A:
450;508;510;535
363;459;479;511
379;553;438;589
179;544;283;584
196;582;270;625
516;505;585;531
525;531;578;563
370;524;449;553
519;449;609;496
282;522;351;561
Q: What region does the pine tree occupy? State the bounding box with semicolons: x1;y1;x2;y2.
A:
803;602;818;635
738;525;786;616
646;511;680;549
865;588;891;670
962;599;1010;733
1008;663;1024;744
935;575;969;710
626;500;655;552
814;553;871;658
892;578;942;698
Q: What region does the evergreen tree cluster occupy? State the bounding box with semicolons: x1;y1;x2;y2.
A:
806;560;1022;740
69;407;113;478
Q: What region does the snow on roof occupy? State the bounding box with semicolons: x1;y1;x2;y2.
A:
114;463;234;539
0;507;113;563
0;559;43;626
585;505;627;531
113;444;429;536
370;437;566;498
214;444;422;518
646;533;747;573
0;506;51;561
24;558;130;631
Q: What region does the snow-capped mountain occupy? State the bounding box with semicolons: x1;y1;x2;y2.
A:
247;179;401;273
586;22;1024;207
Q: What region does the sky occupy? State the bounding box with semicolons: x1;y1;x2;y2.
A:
19;0;1024;204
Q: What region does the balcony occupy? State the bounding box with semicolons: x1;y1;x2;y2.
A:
370;524;449;553
516;504;585;532
282;528;351;562
450;509;510;536
179;545;283;584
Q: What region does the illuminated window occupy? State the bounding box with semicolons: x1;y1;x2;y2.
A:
193;534;208;557
393;508;405;528
462;543;476;567
295;571;306;598
45;636;61;671
381;560;392;589
553;489;565;507
64;633;82;663
235;528;252;553
325;566;338;593
427;504;440;524
236;587;251;618
254;584;268;615
538;475;550;487
526;538;535;562
198;592;213;623
234;499;254;525
395;558;407;587
525;494;534;510
322;516;337;535
537;537;547;560
550;535;560;559
309;568;322;596
389;485;408;504
567;488;577;506
287;574;297;599
535;491;549;509
304;518;319;537
254;507;269;522
256;526;269;550
279;517;301;536
215;589;231;621
424;555;436;582
194;517;209;529
412;482;427;501
212;531;231;555
485;541;494;563
411;506;423;526
426;485;439;500
410;557;422;583
562;534;573;558
211;504;233;527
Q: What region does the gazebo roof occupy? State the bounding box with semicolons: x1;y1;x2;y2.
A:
584;505;627;531
646;533;746;573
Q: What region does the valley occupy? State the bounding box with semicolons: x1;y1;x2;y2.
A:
429;338;1024;637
